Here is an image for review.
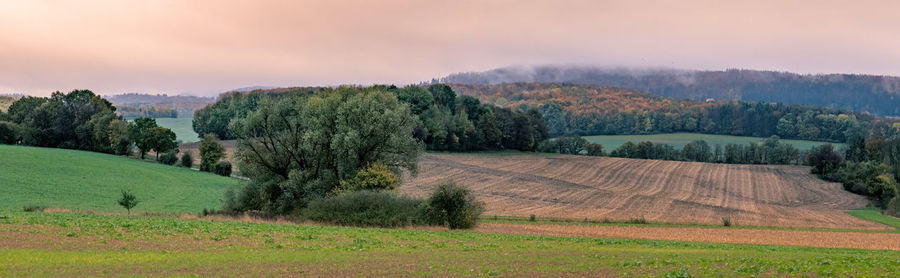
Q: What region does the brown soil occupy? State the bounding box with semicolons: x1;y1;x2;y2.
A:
400;154;886;230
476;222;900;251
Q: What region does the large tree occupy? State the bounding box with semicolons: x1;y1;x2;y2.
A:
128;117;158;160
226;86;423;214
148;126;177;161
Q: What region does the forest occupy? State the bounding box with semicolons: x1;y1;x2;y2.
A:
438;66;900;116
449;83;898;143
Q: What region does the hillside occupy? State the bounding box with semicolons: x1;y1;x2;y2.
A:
0;145;240;213
400;153;885;230
437;66;900;116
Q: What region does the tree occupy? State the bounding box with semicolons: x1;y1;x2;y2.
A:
227;87;422;214
128;117;158;159
428;84;457;111
148;126;177;161
117;190;139;215
199;133;225;172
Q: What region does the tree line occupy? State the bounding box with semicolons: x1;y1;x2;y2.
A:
0;90;179;162
541;135;803;165
192;84;549;152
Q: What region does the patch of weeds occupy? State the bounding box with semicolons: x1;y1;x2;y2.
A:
662;266;692;278
627;216;649;224
23;205;46;212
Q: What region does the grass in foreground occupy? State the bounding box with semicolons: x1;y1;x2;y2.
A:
482;215;900;234
847;208;900;230
0;145;240;214
0;212;898;277
583;133;843;151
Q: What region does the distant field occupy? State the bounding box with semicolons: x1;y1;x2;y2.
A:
1;212;898;277
401;153;883;229
0;145;240;213
582;133;843;151
153;118;199;143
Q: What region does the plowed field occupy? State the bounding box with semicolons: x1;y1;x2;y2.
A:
400;154;887;230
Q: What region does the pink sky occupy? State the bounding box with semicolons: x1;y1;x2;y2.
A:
2;0;899;96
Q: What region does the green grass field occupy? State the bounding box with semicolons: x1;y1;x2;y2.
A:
153;118;199;143
0;145;240;213
583;133;844;151
846;209;900;230
0;212;897;277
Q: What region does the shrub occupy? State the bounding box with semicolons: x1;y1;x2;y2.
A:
627;216;648;224
886;196;900;218
337;162;400;192
214;161;232;177
158;151;179;165
23;205;45;212
529;214;536;222
585;143;604;156
180;152;194;168
423;181;484;229
305;191;424;227
722;217;732;227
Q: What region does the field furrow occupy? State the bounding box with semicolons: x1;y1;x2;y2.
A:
400;153;887;229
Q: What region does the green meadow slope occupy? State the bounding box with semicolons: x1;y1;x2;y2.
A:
0;145;240;213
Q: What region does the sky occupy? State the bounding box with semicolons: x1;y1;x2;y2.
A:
1;0;899;96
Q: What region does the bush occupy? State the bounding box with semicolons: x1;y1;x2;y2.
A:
627;216;648;224
722;217;732;227
337;162;400;192
158;151;178;165
886;196;900;218
585;143;604;156
180;152;194;168
213;161;232;177
423;182;484;229
305;191;424;227
529;214;536;222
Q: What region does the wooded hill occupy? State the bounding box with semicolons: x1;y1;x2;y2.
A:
437;66;900;116
449;83;899;142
